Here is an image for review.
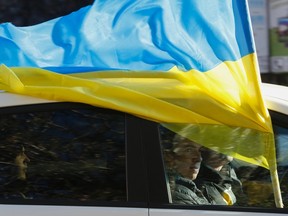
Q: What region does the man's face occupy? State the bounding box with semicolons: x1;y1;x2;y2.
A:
173;139;202;180
201;148;233;171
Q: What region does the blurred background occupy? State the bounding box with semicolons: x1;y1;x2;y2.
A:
0;0;287;86
0;0;93;25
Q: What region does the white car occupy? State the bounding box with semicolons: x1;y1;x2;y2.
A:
0;83;287;216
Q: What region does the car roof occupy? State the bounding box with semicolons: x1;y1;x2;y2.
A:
261;83;288;116
1;83;288;115
0;90;53;107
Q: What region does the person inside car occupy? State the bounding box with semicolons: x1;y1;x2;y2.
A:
194;147;242;205
164;135;210;205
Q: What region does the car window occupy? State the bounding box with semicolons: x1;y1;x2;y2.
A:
158;122;288;210
0;106;126;204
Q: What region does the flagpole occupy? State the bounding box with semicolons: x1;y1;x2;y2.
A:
270;160;284;208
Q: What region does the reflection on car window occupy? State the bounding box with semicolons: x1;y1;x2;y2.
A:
0;107;126;203
275;126;288;167
159;124;287;208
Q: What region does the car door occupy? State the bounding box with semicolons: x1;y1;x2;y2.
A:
147;110;288;216
0;102;149;216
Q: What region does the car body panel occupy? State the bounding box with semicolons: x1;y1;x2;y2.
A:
0;205;148;216
149;208;285;216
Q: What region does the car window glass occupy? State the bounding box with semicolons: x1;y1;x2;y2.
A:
275;125;288;166
0;107;126;203
158;124;287;209
274;125;288;206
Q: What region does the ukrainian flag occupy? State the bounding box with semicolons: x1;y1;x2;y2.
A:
0;0;275;171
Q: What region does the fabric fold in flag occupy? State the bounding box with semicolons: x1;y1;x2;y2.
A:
0;0;276;170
